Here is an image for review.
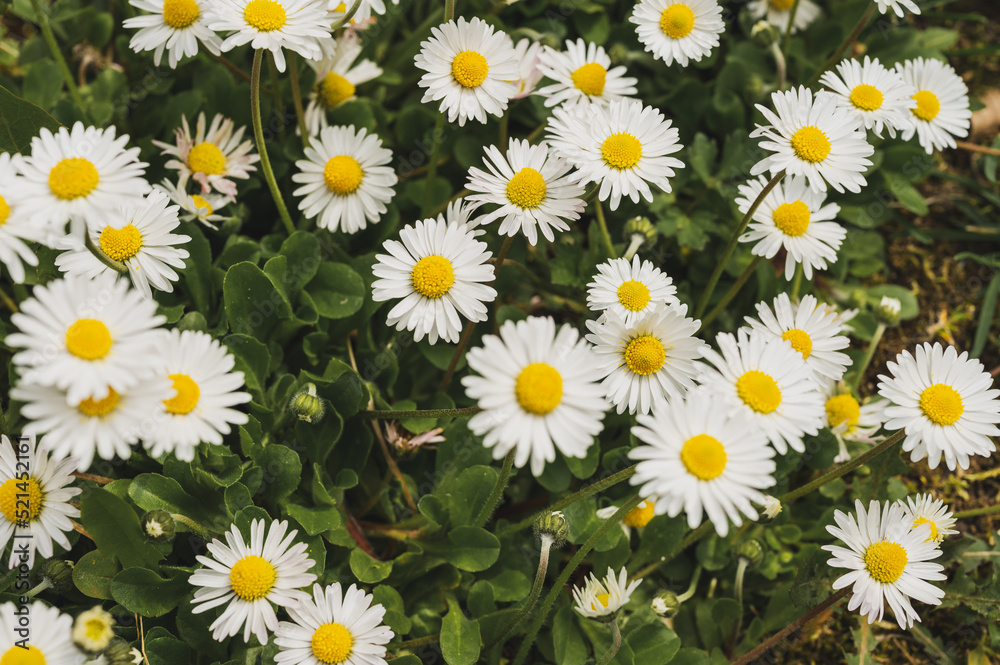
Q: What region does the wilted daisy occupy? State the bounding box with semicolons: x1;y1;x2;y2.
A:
0;152;43;283
156;178;229;228
586;256;679;326
747;0;821;33
465;139;586;245
878;342;1000;471
751;86;874;193
0;601;84;664
546;100;685;210
630;387;776;536
0;436;80;569
462;317;608;476
414;17;519;126
536;38;638;110
630;0;725;67
573;567;642;619
7;273;165;405
819;56;916;139
822;381;885;463
207;0;330;72
275;583;394;665
596;500;656;539
123;0;223;68
190;519;317;645
371;217;497;344
898;494;958;544
875;0;920;17
153;112;259;199
736;174;845;280
823;499;944;629
303;32;382;137
512;38;544;98
698;329;825;454
896;57;971;154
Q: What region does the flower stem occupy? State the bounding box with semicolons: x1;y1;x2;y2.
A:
790;262;803;300
170;513;215;540
677;565;702;602
25;579;52;598
487;534;552;649
288;53;310;148
701;255;763;328
851;322;885;393
953;504;1000;520
358;406;483;419
771;42;787;90
729;557;750;655
250;49;296;236
594;199;617;259
806;4;876;87
29;0;85;115
473;449;516;528
780;0;801;61
84;233;129;275
622;234;645;261
499;111;510;147
421;113;447;217
595;619;622;665
444;0;456;21
331;0;363;31
632;521;712;578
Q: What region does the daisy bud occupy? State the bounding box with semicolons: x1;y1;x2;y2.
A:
39;559;75;595
141;509;176;543
875;296;902;327
534;510;569;548
102;638;136;665
735;539;764;568
72;606;116;655
608;43;630;66
622;216;658;260
290;383;325;423
758;496;782;522
750;21;780;49
651;590;680;618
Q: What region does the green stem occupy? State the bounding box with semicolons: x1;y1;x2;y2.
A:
0;286;16;313
331;0;364;31
487;534;552;648
851;322;885;393
288;52;310;148
953;504;1000;520
250;50;296;236
421;113;447;217
806;4;876;87
632;522;712;579
526;121;547;144
499;111;510;148
595;620;622;665
771;42;787;90
780;0;801;61
84;233;129;275
701;256;763;328
25;579;52;598
29;0;85;115
731;588;850;665
790;262;803;300
677;565;702;602
358;406;483;419
170;513;216;540
444;0;456;20
622;234;645;261
594;199;617;259
472;450;516;528
398;634;440;649
583;184;600;205
729;557;750;655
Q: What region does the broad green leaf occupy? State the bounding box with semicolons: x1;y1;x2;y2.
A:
373;585;412;636
110;566;189;617
251;443;301;502
441;526;500;572
668;648;711;665
23;59;62;110
688;132;718;183
553;603;587;665
627;623;680;665
349;549;394;583
440;596;481;665
286;503;341;536
447;465;498;527
128;473;215;525
73;550;120;600
224;334;271;396
80;488;162;570
0;85;62;154
305;263;365;319
223;261;292;340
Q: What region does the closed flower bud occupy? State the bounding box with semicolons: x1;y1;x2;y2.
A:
758;496;781;522
290;383;325;423
103;638;136;665
651;590;680;617
623;216;657;246
608;43;630;66
534;510;569;548
736;539;764;567
39;559;75;594
875;296;902;327
141;509;175;543
750;21;780;48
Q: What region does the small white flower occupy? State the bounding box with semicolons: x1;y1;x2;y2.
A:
875;0;920;17
630;0;725;67
820;56;916;139
747;0;821;33
759;495;781;520
512;38;544;99
572;567;642;619
536;38;638;110
207;0;331;72
72;606;116;654
303;32;382;137
821;381;885;463
896;57;971;154
898;494;958;545
586;255;679;326
155;178;229;228
123;0;222;68
0;152;43;283
0;600;86;663
596;500;656;539
878;295;902;318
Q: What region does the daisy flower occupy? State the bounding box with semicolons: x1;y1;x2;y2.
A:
536;38;638;110
54;189;191;300
328;0;399;21
896;57;971;154
146;329;251;462
899;494;957;544
820;56;916;139
586;256;679;326
436;197;487;236
736;174;845;280
0;601;85;664
823;499;945;629
821;381;885;463
877;342;1000;471
744;293;852;382
573;567;642;619
630;0;725;67
7;273;165;406
123;0;222;68
698;329;825;454
0;436;80;569
546;100;685;210
747;0;821;33
465;139;586;246
876;0;920;17
512;38;544;99
596;500;656;539
275;583;394;665
153;112;259;199
155;178;229;228
630;387;776;536
585;303;708;415
0;152;43;283
371;217;497;344
750;86;874;193
414;17;519;127
72;606;115;654
207;0;330;72
303;32;382;137
462;317;608;476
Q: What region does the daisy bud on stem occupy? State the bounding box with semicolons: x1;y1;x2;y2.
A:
102;638;136;665
730;540;763;653
36;559;75;596
141;509;176;543
651;590;680;618
622;216;657;260
290;383;325;423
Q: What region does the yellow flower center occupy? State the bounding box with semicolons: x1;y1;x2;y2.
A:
781;328;812;359
0;477;43;523
162;0;200;28
919;383;963;425
506;167;547;209
616;279;651;311
323;155;364;195
1;645;47;665
863;540;907;583
191;194;214;215
591;593;611;611
85;618;110;643
736;370;782;414
849;83;884;111
772;200;811;237
515;363;563;415
410;255;454;299
311;622;353;664
319;72;356;109
623;335;667;376
571;62;607;96
623;500;655;528
825;394;860;429
680;433;728;481
790;125;832;163
99;223;143;262
768;0;794;9
452;50;489;88
911;90;940;121
164;373;201;415
187;142;227;175
243;0;287;31
65;318;113;360
48;157;99;200
659;3;695;39
912;516;939;542
77;389;121;418
601;132;643;170
0;195;9;226
229;554;276;601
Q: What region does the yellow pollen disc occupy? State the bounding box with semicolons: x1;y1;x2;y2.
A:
323;155;363;195
191;194;214;215
506;167;547;209
736;370;782;414
591;593;611;611
452;50;489;88
617;279;651;311
311;622;353;664
913;516;939;542
0;195;9;226
0;644;46;665
768;0;794;9
65;318;113;360
515;363;563;415
187;142;227;175
77;389;121;418
85;619;108;642
99;223;143;262
623;500;655;528
781;328;812;359
410;255;455;299
48;157;99;201
623;335;666;376
772;200;811;237
790;125;832;163
911;90;940;121
659;3;695;39
849;83;884;111
229;554;276;601
571;62;607;96
825;394;860;429
319;72;356;109
164;373;201;415
243;0;287;31
863;540;907;583
601;132;643;170
919;383;963;426
162;0;200;28
0;477;43;522
680;433;728;481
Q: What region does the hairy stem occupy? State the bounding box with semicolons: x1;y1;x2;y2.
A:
29;0;85;114
594;199;617;259
487;534;552;649
288;53;310;148
358;406;483;419
806;4;876;87
421;113;447;217
472;449;516;528
251;50;297;235
851;322;886;393
701;255;764;328
595;619;622;665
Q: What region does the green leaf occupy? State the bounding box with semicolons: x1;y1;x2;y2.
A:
447;465;498;527
627;622;680;665
0;84;62;154
688;133;718;183
72;550;120;600
224;334;271;396
373;585;412;636
223;261;292;340
863;284;919;321
145;636;193;665
440;596;482;665
305;263;365;319
349;549;394;583
668;648;711;665
128;473;215;525
553;603;587;665
286;503;342;536
251;443;302;502
110;567;189;617
23;60;63;110
441;526;501;572
80;488;162;570
885;173;928;215
179;223;213;313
